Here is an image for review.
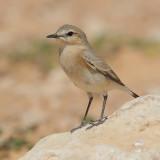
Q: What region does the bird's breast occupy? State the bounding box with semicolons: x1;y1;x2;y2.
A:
59;45;86;73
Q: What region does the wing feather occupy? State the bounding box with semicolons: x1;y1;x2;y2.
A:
81;52;125;86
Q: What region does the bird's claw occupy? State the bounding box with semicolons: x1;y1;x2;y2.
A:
70;121;87;133
71;116;108;132
86;116;108;130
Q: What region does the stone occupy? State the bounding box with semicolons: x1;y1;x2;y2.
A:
19;95;160;160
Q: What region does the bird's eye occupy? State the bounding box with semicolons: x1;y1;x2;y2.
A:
67;31;74;36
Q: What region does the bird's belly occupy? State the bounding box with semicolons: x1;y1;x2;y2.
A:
75;76;110;93
63;66;111;93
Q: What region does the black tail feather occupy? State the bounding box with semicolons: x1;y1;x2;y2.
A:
130;90;139;98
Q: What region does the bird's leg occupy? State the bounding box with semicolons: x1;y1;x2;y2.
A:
99;95;108;121
71;96;93;133
87;95;108;129
81;96;93;125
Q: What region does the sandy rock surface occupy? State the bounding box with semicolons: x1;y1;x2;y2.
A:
19;95;160;160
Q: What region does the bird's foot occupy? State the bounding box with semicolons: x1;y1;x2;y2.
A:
70;121;87;133
86;116;108;130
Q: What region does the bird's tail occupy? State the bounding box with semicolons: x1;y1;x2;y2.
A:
125;87;139;98
114;81;140;98
129;90;139;98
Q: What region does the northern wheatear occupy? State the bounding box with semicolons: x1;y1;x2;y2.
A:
47;24;139;132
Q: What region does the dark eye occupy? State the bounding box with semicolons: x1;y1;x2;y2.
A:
67;31;74;36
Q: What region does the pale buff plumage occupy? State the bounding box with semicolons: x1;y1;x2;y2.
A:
47;24;139;132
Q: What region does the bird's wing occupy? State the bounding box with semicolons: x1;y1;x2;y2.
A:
81;51;125;86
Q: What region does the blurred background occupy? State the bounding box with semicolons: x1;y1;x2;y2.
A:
0;0;160;159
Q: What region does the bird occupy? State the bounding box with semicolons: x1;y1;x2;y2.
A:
46;24;139;132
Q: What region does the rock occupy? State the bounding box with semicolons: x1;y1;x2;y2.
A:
19;95;160;160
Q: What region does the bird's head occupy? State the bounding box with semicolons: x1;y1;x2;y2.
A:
46;24;88;45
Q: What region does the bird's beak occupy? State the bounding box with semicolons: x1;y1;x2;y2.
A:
46;33;58;38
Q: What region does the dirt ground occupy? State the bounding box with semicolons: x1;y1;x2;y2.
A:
0;0;160;159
